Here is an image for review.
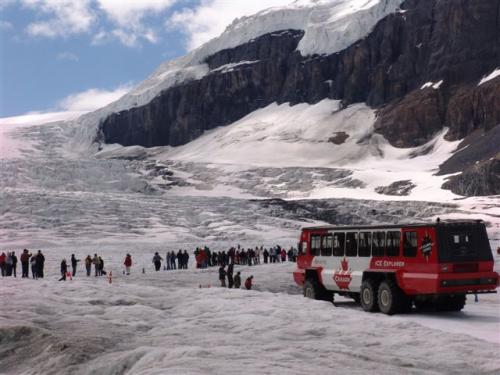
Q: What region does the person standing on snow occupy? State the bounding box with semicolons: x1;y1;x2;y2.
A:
85;255;92;276
176;250;183;269
98;257;104;275
153;252;163;272
170;251;176;270
0;252;6;277
36;250;45;278
233;271;241;288
71;254;80;277
166;252;171;270
219;265;227;287
124;254;132;275
244;275;253;290
182;250;189;269
227;262;234;289
11;251;18;277
30;255;37;279
20;249;31;278
92;254;99;276
59;259;68;281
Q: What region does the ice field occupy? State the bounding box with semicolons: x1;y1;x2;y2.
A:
1;105;499;375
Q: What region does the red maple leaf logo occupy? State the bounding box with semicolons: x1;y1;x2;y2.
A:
333;257;352;290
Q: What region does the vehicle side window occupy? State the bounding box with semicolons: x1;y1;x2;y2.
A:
310;235;321;256
333;232;345;256
358;232;371;257
345;232;358;257
386;231;401;257
403;232;417;257
372;231;385;256
321;234;333;256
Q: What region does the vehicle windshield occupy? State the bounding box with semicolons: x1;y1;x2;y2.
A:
436;223;493;262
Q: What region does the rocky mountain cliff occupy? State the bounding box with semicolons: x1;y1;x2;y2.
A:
99;0;500;196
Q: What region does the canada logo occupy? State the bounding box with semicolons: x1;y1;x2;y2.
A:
333;257;352;290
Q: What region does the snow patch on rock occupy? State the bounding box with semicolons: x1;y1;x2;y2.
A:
478;67;500;86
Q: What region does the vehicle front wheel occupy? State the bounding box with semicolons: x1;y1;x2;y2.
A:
304;279;318;300
304;279;334;303
360;279;379;312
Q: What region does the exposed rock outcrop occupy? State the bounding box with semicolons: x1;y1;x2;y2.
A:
442;156;500;196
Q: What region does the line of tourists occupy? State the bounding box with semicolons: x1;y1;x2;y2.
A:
194;245;298;269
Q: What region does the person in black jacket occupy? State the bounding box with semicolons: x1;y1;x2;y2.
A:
36;250;45;278
11;251;18;277
71;254;80;277
152;252;163;271
227;262;234;288
233;271;241;288
59;259;68;281
182;250;189;269
20;249;31;278
219;265;226;287
177;250;183;269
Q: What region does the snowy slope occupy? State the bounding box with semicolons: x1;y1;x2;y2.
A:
141;99;460;202
69;0;403;151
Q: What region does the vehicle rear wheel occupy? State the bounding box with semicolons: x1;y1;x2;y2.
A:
360;279;379;312
378;279;409;315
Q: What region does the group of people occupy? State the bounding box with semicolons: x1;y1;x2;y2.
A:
152;250;190;271
0;249;45;279
58;254;107;281
218;263;253;290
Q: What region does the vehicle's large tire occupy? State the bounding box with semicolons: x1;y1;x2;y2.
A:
304;279;334;303
303;279;318;300
360;279;379;312
378;279;410;315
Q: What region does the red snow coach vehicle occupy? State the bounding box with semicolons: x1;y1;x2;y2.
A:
293;220;498;315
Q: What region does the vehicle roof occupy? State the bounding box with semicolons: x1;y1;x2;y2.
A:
301;220;484;232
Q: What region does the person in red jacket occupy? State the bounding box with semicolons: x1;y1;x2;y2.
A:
245;275;253;290
0;252;6;277
124;254;132;275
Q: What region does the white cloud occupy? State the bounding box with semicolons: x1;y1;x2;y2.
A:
0;20;13;30
93;0;174;47
18;0;174;46
168;0;294;50
96;0;175;26
57;85;133;112
23;0;96;38
56;51;79;62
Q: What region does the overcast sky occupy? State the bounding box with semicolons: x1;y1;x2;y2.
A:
0;0;294;117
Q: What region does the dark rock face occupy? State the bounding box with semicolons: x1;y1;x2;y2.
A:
100;0;500;195
375;180;416;196
442;156;500;196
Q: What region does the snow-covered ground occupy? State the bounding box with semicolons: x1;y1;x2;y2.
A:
1;253;499;375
